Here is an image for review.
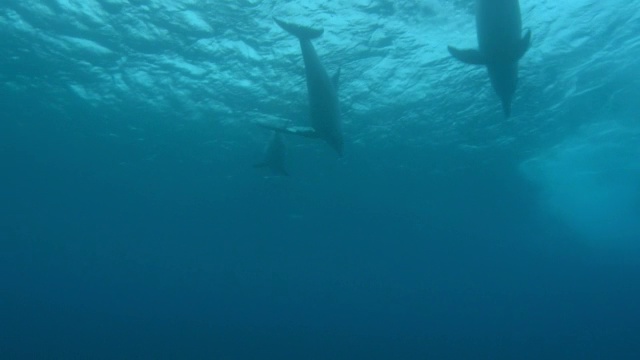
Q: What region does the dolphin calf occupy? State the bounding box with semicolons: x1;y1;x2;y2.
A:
254;131;288;176
267;18;343;156
447;0;531;117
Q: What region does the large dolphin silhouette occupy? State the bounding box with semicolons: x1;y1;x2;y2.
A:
263;18;343;156
254;131;288;176
447;0;531;117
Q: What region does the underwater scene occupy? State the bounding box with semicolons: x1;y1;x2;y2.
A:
1;0;640;358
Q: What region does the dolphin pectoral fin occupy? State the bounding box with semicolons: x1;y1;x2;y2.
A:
516;29;532;60
256;121;319;139
256;121;287;133
332;68;341;90
284;126;319;139
447;46;486;65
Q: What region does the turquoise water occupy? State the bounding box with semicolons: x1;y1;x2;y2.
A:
1;0;640;358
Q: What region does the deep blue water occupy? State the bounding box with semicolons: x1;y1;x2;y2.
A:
2;1;640;359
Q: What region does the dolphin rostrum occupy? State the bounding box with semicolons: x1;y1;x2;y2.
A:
448;0;531;117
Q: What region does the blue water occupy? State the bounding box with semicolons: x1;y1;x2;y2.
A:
2;0;640;359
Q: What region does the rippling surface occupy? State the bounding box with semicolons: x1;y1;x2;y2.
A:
2;0;638;146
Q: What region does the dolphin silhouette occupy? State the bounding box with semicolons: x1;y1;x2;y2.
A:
448;0;531;117
265;18;343;156
254;131;288;176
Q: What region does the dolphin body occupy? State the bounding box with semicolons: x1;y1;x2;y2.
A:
264;18;343;156
254;131;288;176
447;0;531;117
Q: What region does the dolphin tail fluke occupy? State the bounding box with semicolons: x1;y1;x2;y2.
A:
274;18;324;40
515;29;532;60
447;46;486;65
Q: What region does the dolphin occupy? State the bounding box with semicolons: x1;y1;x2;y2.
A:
254;131;289;176
447;0;531;117
266;18;343;156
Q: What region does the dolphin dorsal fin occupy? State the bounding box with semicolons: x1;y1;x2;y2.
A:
331;68;341;90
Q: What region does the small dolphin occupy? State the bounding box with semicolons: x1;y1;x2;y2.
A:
448;0;531;117
254;131;288;176
266;18;343;156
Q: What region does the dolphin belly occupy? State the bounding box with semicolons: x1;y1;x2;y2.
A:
476;0;523;57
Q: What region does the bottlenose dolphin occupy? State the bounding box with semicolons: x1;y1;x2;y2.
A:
265;18;343;156
447;0;531;117
254;131;288;176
